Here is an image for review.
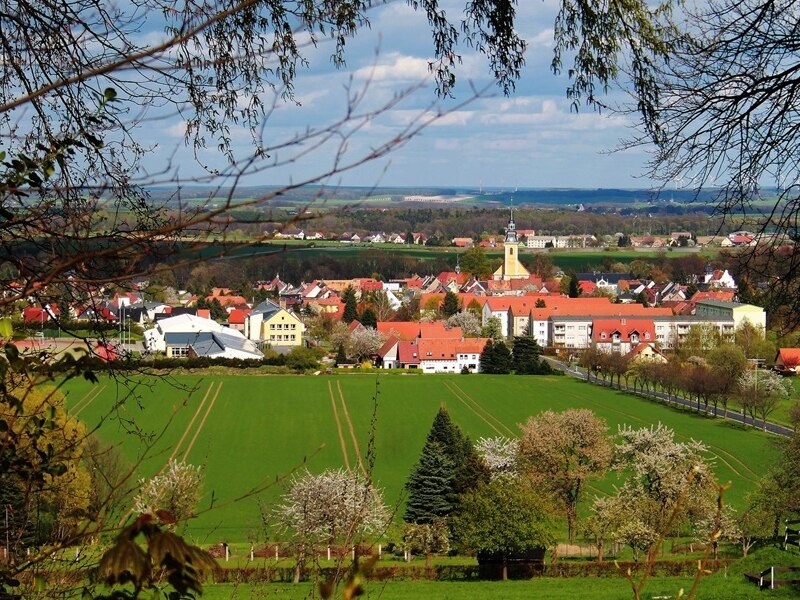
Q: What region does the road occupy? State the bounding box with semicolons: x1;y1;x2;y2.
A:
545;357;794;438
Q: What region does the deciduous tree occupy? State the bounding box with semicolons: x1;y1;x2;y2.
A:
519;409;612;542
451;477;556;581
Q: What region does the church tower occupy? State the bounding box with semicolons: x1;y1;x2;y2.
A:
493;206;530;280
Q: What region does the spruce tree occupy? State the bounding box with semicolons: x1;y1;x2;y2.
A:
512;336;543;374
335;344;347;365
342;286;358;323
493;340;512;374
442;291;460;318
360;307;377;328
480;339;496;374
404;441;454;523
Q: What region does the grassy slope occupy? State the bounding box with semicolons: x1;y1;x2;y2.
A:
67;373;780;542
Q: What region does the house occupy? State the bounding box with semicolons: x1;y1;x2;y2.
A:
376;337;400;368
227;308;251;332
593;318;657;354
451;237;474;248
22;305;59;324
417;338;490;373
774;348;800;375
389;337;490;372
703;266;736;289
411;232;428;245
625;342;668;363
244;299;305;347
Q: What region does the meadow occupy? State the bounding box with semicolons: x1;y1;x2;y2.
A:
66;372;782;545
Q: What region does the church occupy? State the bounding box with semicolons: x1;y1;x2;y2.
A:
493;208;530;281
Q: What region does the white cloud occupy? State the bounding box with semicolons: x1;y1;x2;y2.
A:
353;53;431;83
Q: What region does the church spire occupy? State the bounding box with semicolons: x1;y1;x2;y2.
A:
504;202;517;244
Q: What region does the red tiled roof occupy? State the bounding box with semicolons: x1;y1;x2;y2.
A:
376;321;463;341
206;294;248;307
398;340;420;364
22;305;58;323
592;318;656;344
776;348;800;368
417;337;490;360
377;337;399;358
691;290;735;303
228;308;251;325
436;271;470;285
377;321;421;341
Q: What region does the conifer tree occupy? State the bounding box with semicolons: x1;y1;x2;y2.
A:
493;340;513;374
442;291;460;318
342;287;358;323
512;336;544;375
359;307;377;328
480;339;496;374
404;441;454;524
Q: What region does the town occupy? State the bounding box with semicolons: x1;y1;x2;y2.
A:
15;211;782;376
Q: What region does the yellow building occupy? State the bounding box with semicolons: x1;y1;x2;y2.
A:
493;208;530;281
694;300;766;331
244;299;305;347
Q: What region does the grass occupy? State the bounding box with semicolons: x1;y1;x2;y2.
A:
197;572;799;600
66;373;781;543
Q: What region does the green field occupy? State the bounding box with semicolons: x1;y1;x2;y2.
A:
66;373;781;544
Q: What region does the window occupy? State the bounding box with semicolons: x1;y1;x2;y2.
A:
270;324;275;329
291;323;296;329
601;332;607;339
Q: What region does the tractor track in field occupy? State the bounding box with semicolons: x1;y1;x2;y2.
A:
71;385;106;417
337;381;366;476
446;381;516;437
569;392;755;481
181;381;223;462
328;380;351;471
167;381;216;464
442;381;505;437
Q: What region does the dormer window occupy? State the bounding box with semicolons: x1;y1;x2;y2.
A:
601;332;607;339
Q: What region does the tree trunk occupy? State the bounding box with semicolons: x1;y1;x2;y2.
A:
502;555;508;581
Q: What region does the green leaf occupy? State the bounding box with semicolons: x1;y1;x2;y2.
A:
0;317;13;339
103;87;117;101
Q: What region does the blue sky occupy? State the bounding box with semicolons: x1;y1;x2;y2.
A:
135;1;656;190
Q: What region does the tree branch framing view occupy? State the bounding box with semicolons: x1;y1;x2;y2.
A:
4;0;800;599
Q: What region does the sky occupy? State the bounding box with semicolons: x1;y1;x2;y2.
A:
135;1;657;190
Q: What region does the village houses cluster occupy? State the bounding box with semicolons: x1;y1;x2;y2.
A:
17;212;772;373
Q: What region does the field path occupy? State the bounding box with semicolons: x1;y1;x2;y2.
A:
181;381;223;462
447;381;516;437
166;381;215;464
337;381;366;475
72;385;107;417
328;380;351;470
442;381;505;436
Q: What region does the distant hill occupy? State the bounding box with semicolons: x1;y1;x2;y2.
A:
143;185;746;209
